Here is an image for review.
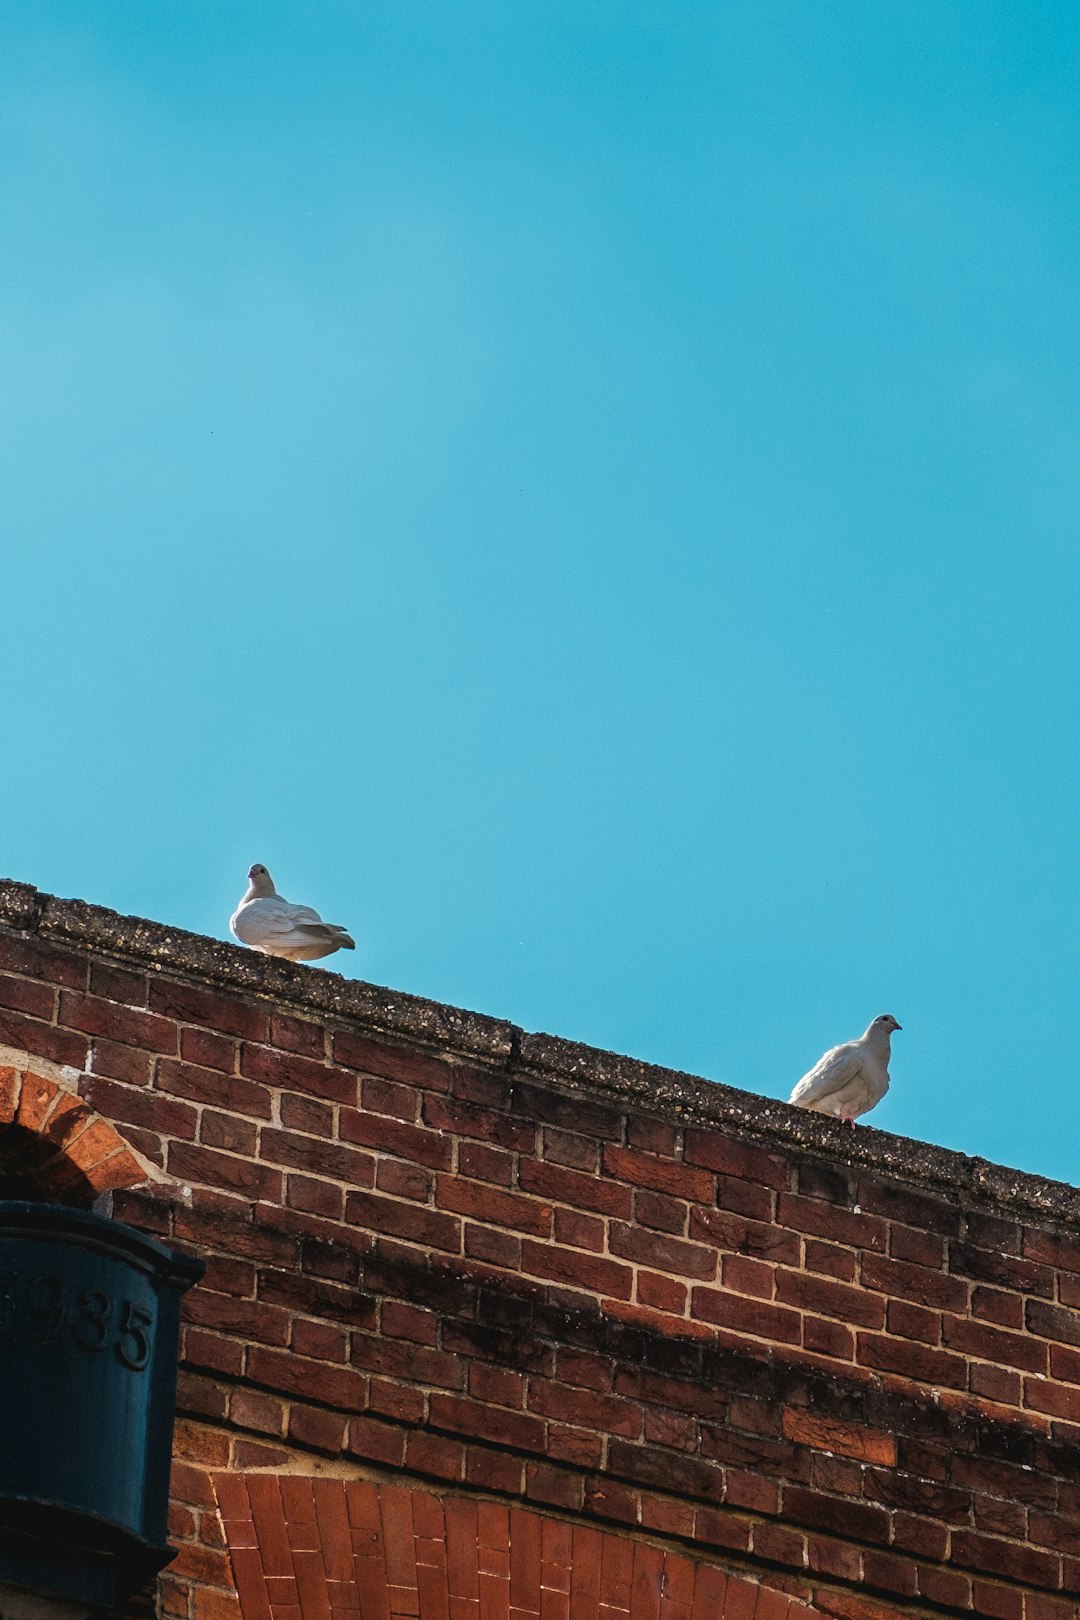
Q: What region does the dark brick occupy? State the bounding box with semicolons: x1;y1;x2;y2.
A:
168;1142;282;1201
602;1144;713;1203
342;1107;453;1169
345;1190;461;1252
149;979;269;1041
332;1031;454;1090
241;1043;356;1104
157;1058;272;1119
259;1127;375;1188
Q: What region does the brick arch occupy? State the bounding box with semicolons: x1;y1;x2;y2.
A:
0;1065;145;1204
212;1476;828;1620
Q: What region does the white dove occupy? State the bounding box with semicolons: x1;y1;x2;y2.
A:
230;865;356;963
788;1015;901;1126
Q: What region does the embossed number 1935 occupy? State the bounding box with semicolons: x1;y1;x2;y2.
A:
0;1273;154;1371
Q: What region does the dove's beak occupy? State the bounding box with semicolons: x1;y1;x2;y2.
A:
893;1021;902;1031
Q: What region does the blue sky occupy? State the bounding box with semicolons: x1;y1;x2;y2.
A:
1;3;1077;1181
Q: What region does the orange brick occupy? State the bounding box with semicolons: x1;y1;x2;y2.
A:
782;1408;896;1466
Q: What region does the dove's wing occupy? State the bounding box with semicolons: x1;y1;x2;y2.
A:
280;902;327;928
788;1042;864;1109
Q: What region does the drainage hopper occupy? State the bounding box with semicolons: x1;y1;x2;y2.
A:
0;1202;204;1618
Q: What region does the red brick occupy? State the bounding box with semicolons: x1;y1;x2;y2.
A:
884;1296;941;1347
519;1238;632;1299
346;1414;407;1467
716;1257;773;1305
88;1038;153;1085
183;1291;290;1346
89;961;148;1006
291;1318;348;1361
423;1092;536;1153
183;1328;246;1378
0;1009;88;1069
260;1127;375;1188
466;1448;524;1494
775;1268;885;1328
553;1206;605;1251
247;1345;367;1410
1027;1299;1080;1347
971;1285;1024;1329
887;1225;944;1268
633;1188;687;1235
80;1075;196;1140
524;1462;584;1512
637;1271;686;1313
626;1116;679;1156
856;1332;967;1388
430;1393;545;1452
0;933;85;988
969;1362;1022;1405
241;1043;356;1104
346;1190;461;1251
952;1242;1054;1297
148;979;268;1040
857;1179;961;1234
519;1157;632;1218
16;1070;60;1131
157;1058;272;1119
750;1520;806;1569
60;990;177;1054
85;1145;145;1192
287;1403;348;1455
333;1031;454;1090
692;1508;752;1552
776;1193;887;1252
0;972;56;1020
1023;1377;1080;1422
783;1486;889;1543
542;1126;599;1170
367;1378;426;1422
279;1092;334;1137
168;1142;283;1201
606;1222;715;1280
468;1364;525;1407
286;1175;344;1219
464;1223;521;1267
65;1118;129;1173
602;1144;714;1203
1024;1228;1080;1273
511;1079;621;1141
860;1252;968;1311
942;1313;1048;1373
180;1025;237;1072
692;1287;801;1344
200;1110;258;1155
342;1107;453;1169
381;1300;438;1345
376;1159;432;1201
800;1239;854;1281
436;1175;552;1236
528;1379;640;1438
683;1131;790;1189
360;1073;421;1121
952;1533;1060;1590
782;1408;895;1465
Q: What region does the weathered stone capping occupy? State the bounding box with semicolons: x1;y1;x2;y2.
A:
0;878;1074;1230
2;878;1080;1620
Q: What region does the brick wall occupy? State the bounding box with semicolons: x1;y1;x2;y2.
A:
1;882;1079;1620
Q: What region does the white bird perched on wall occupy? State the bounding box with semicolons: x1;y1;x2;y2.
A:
230;865;356;963
788;1015;901;1126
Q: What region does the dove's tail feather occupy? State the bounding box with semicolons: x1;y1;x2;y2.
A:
335;933;356;950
